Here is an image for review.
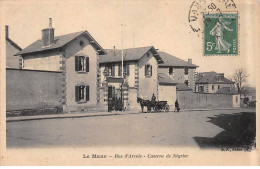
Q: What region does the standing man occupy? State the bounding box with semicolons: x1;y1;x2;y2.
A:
174;99;180;112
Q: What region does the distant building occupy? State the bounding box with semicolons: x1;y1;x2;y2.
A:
195;71;235;93
158;51;198;92
6;26;22;68
14;18;106;112
99;46;164;111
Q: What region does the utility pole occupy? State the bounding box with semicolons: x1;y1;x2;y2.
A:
121;24;124;78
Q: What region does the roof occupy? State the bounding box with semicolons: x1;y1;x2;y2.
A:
6;39;21;69
176;83;193;91
158;51;198;68
158;73;178;85
196;71;234;84
6;38;22;51
216;87;239;95
15;30;106;56
99;46;163;64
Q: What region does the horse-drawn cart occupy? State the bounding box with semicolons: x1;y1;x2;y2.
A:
137;97;170;113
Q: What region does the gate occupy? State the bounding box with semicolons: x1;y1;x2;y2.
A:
108;86;123;111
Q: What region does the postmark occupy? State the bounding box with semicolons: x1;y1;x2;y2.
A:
204;12;238;55
188;0;239;56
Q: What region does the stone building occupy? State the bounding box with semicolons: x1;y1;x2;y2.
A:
195;71;235;93
99;46;163;111
14;18;106;112
157;51;198;92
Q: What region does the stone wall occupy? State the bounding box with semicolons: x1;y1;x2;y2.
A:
6;68;62;113
177;91;237;109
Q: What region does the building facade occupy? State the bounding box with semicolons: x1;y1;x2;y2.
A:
15;19;106;112
99;46;163;111
195;72;235;94
157;51;198;91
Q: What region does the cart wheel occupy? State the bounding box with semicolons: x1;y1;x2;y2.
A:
165;105;169;112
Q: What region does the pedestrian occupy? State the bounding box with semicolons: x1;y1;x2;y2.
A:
174;99;180;112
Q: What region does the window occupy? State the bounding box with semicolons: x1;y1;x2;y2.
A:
218;85;220;89
75;56;89;72
75;85;89;102
199;86;204;92
236;96;238;103
145;64;152;77
169;67;173;75
212;85;215;90
105;65;115;77
184;67;189;75
184;80;189;86
118;64;130;77
79;41;84;47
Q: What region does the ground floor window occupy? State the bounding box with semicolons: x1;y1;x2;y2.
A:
75;85;89;102
184;80;189;86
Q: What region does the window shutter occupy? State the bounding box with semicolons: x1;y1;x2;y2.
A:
86;57;89;72
75;56;79;71
75;86;79;102
150;65;152;76
86;85;90;101
127;64;130;76
118;65;122;76
112;65;115;76
145;65;147;76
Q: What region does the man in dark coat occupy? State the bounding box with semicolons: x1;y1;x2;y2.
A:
174;99;180;112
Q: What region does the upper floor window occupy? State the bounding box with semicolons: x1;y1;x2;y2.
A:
75;85;89;102
169;67;173;75
118;64;130;77
218;85;220;89
145;64;152;77
75;56;89;72
184;67;189;75
105;65;115;77
212;85;215;90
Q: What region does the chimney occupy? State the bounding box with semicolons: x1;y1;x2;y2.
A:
188;59;192;64
5;25;9;39
42;18;55;46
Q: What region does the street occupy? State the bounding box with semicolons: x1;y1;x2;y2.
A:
6;108;256;149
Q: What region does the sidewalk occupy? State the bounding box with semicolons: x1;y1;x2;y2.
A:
6;107;246;122
6;110;140;122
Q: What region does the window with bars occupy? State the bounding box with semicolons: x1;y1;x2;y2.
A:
145;64;152;77
75;85;90;102
75;56;89;72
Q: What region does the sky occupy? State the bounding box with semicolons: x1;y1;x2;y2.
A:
1;0;257;87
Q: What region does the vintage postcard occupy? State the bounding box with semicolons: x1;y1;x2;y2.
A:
0;0;259;166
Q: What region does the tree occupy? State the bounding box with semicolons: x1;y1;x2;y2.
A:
232;68;248;94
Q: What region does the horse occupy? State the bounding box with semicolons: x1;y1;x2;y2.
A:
137;97;152;113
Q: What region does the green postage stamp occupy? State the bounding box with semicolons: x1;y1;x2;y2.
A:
204;13;238;55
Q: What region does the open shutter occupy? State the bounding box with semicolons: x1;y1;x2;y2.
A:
150;65;152;76
112;65;115;76
118;65;122;76
145;65;147;76
86;85;90;101
75;86;79;102
126;64;130;76
85;57;89;72
75;56;79;71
